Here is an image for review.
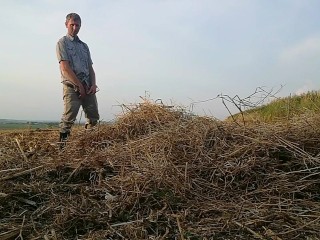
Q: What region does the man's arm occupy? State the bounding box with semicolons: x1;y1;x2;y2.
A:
60;61;86;98
87;64;98;94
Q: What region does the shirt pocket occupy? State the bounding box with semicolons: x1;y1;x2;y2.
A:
67;46;76;58
79;45;89;64
80;46;89;58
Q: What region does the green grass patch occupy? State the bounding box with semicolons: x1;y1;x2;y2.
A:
233;90;320;122
0;122;59;130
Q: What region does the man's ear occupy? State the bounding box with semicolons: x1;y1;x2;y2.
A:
65;21;68;28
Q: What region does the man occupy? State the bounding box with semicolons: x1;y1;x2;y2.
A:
56;13;99;146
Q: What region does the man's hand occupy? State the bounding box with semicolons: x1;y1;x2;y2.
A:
78;84;87;99
60;61;87;99
87;84;98;95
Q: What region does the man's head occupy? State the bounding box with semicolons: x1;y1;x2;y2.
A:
65;13;81;37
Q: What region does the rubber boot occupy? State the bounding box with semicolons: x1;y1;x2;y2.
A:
85;122;97;131
59;132;69;150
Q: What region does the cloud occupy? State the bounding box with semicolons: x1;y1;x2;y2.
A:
295;82;316;95
279;36;320;65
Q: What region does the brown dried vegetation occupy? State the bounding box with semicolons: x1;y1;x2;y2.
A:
0;101;320;239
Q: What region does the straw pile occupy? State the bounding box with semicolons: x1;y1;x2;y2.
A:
0;101;320;239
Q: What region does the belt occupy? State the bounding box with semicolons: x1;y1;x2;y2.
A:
64;82;77;88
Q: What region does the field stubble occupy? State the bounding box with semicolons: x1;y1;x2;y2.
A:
0;101;320;239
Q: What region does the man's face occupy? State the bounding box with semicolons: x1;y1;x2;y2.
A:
65;18;81;36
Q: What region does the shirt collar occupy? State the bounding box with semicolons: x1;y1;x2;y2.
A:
66;34;80;42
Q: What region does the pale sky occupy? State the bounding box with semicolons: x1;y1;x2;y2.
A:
1;0;320;121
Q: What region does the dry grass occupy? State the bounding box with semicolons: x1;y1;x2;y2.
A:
1;100;320;239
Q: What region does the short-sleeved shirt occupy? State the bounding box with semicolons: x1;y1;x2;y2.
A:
56;34;93;86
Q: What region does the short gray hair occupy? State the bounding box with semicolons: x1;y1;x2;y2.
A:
66;13;81;23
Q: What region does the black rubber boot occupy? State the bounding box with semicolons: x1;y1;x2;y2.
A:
85;122;96;130
59;132;70;150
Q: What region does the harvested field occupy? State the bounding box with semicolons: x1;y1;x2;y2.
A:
1;101;320;239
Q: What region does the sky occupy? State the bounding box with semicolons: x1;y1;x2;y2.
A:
1;0;320;121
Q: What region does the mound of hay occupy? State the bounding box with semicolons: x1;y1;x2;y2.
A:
0;100;320;239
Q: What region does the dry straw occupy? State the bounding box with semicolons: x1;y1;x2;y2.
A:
0;100;320;239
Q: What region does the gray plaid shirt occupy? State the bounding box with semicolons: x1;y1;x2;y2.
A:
56;34;93;86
